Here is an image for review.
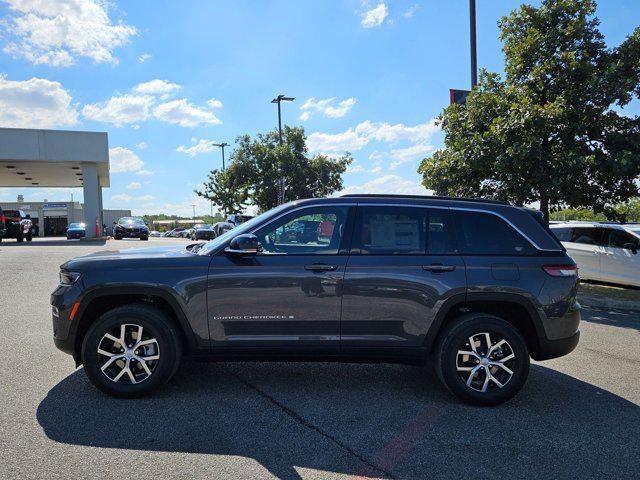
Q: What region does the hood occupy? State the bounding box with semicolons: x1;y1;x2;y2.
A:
62;244;194;270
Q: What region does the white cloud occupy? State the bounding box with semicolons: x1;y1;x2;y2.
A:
346;162;365;174
2;0;137;67
153;99;221;127
111;193;155;205
82;94;154;126
133;79;181;97
111;193;132;203
300;97;356;120
109;147;144;173
307;119;439;153
127;181;141;190
136;169;154;176
207;98;223;109
138;53;151;63
389;143;435;169
135;141;148;150
176;138;216;157
361;3;388;28
339;174;427;196
0;75;78;128
403;4;420;18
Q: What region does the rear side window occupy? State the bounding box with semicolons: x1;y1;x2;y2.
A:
357;206;454;255
603;229;638;249
569;227;602;245
551;227;573;241
453;210;535;255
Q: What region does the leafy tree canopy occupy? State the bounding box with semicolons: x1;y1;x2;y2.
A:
419;0;640;222
197;126;352;213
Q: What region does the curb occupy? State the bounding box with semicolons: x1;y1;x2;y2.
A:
577;292;640;312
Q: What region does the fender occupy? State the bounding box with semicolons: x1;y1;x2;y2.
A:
423;291;546;352
72;284;200;353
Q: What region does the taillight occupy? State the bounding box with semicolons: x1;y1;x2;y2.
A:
542;265;578;277
1;214;5;224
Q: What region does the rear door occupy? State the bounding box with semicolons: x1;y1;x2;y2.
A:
564;227;604;281
341;205;466;349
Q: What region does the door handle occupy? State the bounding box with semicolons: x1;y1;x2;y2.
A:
305;264;338;271
422;264;456;273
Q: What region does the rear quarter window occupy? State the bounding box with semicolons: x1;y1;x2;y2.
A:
453;210;536;255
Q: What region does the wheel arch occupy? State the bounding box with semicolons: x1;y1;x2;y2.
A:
72;286;199;365
425;292;545;358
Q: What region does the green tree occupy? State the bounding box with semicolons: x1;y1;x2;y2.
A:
223;126;352;212
195;167;249;215
419;0;640;222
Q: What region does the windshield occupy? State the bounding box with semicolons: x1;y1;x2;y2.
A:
69;223;85;228
118;217;145;226
627;227;640;237
194;224;210;229
198;204;288;255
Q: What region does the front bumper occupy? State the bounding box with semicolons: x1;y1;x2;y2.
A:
116;228;148;238
50;283;83;359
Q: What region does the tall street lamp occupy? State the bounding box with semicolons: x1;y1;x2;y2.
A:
470;0;478;88
212;142;229;170
271;94;294;204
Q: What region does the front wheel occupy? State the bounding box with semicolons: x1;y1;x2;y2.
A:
81;305;182;398
435;313;529;406
16;233;23;243
26;232;32;241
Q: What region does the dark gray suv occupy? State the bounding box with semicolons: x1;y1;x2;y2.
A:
51;195;580;405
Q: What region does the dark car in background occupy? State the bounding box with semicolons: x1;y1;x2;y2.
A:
66;223;86;240
191;224;215;241
163;228;185;238
52;194;580;405
212;213;254;237
113;217;149;241
0;209;33;242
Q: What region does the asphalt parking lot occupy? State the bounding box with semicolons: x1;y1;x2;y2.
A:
1;237;639;480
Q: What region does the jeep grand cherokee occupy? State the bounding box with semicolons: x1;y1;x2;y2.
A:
51;195;580;405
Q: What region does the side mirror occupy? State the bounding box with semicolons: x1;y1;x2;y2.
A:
623;242;638;254
225;234;258;255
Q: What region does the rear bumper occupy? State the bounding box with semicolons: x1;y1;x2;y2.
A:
533;303;581;360
534;330;580;361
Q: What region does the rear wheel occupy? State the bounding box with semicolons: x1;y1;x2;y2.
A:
81;304;182;398
114;235;121;240
140;236;148;241
435;313;529;406
26;232;32;242
16;233;23;242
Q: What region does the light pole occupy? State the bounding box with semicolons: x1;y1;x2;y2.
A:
192;204;196;220
470;0;478;88
271;94;294;205
212;142;229;170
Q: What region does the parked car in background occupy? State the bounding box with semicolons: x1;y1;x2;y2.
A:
52;194;580;405
0;206;5;240
0;209;33;242
66;223;86;240
149;230;162;237
191;224;215;241
180;228;194;238
165;228;185;238
113;217;149;241
550;221;640;287
212;213;254;238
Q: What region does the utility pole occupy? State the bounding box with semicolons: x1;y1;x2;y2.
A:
470;0;478;88
271;94;294;205
212;142;229;170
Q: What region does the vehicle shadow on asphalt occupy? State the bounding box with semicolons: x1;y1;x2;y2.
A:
581;306;640;331
37;361;639;479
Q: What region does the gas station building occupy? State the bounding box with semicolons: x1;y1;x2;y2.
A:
0;127;116;238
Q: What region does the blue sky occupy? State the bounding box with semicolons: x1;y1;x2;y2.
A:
1;0;639;216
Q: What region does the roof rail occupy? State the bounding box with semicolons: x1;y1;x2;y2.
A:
340;194;510;206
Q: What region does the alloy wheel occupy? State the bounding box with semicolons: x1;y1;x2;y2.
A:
97;323;160;384
456;332;515;393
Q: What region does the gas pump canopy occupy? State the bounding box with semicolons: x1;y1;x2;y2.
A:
0;127;110;238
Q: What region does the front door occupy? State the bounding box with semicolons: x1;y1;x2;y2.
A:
599;228;640;286
207;205;353;349
341;205;466;349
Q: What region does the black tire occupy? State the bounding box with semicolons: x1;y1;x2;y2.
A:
434;313;529;406
140;236;148;241
16;233;23;243
26;233;32;242
114;235;122;240
81;304;182;398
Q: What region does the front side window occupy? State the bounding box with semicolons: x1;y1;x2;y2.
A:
551;227;573;242
603;229;638;249
454;210;535;255
357;206;454;255
254;206;349;255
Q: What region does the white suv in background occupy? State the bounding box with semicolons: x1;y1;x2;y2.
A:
550;222;640;287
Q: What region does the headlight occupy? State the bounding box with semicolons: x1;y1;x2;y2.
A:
59;271;81;285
